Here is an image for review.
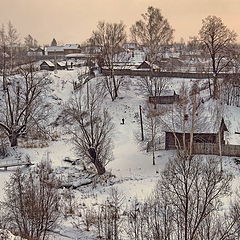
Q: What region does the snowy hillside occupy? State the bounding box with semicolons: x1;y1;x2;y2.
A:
0;68;240;239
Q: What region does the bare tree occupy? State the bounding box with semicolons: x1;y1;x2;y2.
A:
65;89;114;175
7;21;19;72
131;6;173;109
145;104;161;165
89;21;126;101
95;188;124;240
0;63;50;146
131;6;174;70
221;75;240;107
24;34;38;48
0;24;8;90
199;16;237;99
1;161;61;240
159;155;233;240
140;75;169;109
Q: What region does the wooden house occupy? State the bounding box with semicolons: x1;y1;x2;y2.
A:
40;61;66;71
56;61;66;70
40;60;55;71
137;61;159;71
149;90;179;105
27;47;44;56
63;44;81;55
165;118;228;150
45;46;64;56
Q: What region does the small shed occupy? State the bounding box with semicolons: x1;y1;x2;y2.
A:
40;60;55;71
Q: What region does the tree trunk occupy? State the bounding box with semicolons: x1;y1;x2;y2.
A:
213;76;219;99
9;132;18;147
93;158;106;175
112;75;118;100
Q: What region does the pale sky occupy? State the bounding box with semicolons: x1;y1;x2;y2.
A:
0;0;240;45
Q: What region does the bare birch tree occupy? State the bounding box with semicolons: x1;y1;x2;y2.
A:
89;21;126;101
7;21;19;72
199;16;237;99
145;104;161;165
131;6;173;108
131;6;174;67
159;155;233;240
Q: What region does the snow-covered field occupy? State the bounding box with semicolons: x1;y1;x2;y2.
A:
0;68;240;239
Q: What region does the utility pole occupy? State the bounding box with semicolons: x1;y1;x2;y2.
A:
139;105;144;141
54;49;57;74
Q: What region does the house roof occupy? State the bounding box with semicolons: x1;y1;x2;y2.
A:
160;90;178;97
57;61;66;67
45;46;64;52
28;47;43;52
137;61;159;70
41;60;55;67
162;99;229;134
64;44;80;49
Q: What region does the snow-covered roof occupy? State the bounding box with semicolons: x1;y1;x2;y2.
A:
160;90;178;96
137;61;159;70
162;99;229;134
66;53;92;58
64;44;80;49
57;61;66;67
28;47;43;52
41;60;55;67
45;46;64;52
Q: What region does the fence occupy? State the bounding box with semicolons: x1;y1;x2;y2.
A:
102;68;240;80
193;143;240;157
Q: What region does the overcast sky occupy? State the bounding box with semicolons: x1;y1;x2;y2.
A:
0;0;239;45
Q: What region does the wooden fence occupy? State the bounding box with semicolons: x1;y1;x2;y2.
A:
102;68;240;79
192;143;240;157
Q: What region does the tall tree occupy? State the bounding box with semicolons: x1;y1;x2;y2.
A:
89;21;126;100
131;6;174;68
0;24;8;90
199;16;237;99
24;34;38;48
65;88;114;175
159;155;233;240
131;6;174;107
0;63;50;146
7;21;19;71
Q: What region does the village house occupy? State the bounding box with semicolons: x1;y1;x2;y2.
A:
45;46;64;56
63;44;81;55
27;47;44;56
137;60;160;71
40;60;66;71
165;118;228;150
45;44;81;56
40;60;55;71
163;118;240;157
149;90;179;105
